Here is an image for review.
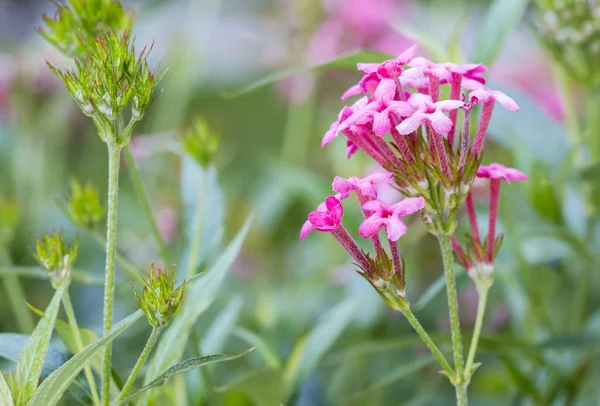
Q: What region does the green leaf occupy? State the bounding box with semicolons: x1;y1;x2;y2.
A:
144;217;253;385
471;0;529;66
290;296;360;386
14;284;65;404
215;368;287;406
413;267;466;312
345;355;436;404
202;296;242;354
26;310;144;406
181;159;225;268
224;50;392;98
233;327;281;369
0;372;14;406
116;349;254;405
0;267;103;286
0;334;67;378
538;334;600;350
496;351;541;401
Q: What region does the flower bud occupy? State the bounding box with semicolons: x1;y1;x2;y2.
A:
65;178;104;230
180;118;220;168
133;264;185;328
31;231;78;288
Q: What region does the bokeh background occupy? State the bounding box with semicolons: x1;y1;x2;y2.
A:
2;0;600;404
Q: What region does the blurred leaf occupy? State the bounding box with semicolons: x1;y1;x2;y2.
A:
202;295;242;354
116;349;254;405
413;267;467;312
224;50;393;98
0;334;66;378
27;310;144;406
293;297;360;385
496;351;541;401
144;217;253;386
0;267;103;285
471;0;530;66
346;355;436;404
216;368;287;406
390;24;447;61
521;236;571;264
538;334;600;349
13;284;65;404
0;373;13;406
581;161;600;181
181;159;225;271
526;162;563;224
233;327;281;369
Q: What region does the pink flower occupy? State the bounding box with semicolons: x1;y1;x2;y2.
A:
321;97;368;147
342;71;380;100
477;163;528;184
332;172;394;199
466;84;519;111
358;197;425;241
376;45;417;78
300;196;344;240
407;59;487;84
346;139;358;158
396;93;463;134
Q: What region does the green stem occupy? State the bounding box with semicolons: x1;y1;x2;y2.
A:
438;233;467;405
90;231;143;285
62;291;100;405
2;274;35;333
185;168;206;278
464;283;489;380
122;146;171;266
101;142;123;406
399;305;455;378
116;327;161;403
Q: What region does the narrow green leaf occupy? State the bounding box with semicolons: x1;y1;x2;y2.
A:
26;310;144;406
144;217;253;384
15;284;65;404
215;368;287;406
471;0;529;66
224;51;392;98
201;296;242;354
0;333;67;378
496;351;541;401
413;267;467;312
116;349;254;405
233;327;281;369
0;267;103;285
346;355;436;404
0;372;14;406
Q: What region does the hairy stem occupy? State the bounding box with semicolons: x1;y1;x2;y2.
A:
101;142;122;405
63;291;100;405
90;231;143;285
123;146;171;266
438;233;467;405
116;327;161;403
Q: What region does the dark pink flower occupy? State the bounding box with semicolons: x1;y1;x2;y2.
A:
396;93;463;134
346;139;358;158
332;172;394;199
358;197;425;241
300;196;344;240
477;163;528;184
322;97;368;147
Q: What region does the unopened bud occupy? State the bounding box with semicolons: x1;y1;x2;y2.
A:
31;231;78;288
180;118;220;168
65;178;104;230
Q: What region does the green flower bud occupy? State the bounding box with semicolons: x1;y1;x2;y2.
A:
65;178;104;230
31;231;78;288
180;118;220;168
39;0;134;60
133;264;185;328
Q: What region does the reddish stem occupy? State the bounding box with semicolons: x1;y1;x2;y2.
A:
465;192;480;243
471;101;495;157
458;107;472;172
487;178;501;262
429;76;440;102
332;224;371;273
430;126;451;179
447;74;462;147
367;131;404;169
388;239;404;291
451;235;471;270
343;130;390;169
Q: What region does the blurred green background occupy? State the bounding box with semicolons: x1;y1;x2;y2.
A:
2;0;600;404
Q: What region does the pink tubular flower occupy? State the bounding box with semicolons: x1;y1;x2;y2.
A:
322;97;368;147
300;196;344;240
468;85;519;111
477;163;528;184
355;79;413;135
332;172;394;199
359;197;425;241
396;93;463;135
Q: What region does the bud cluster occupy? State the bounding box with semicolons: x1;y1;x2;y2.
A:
31;231;79;288
133;264;185;328
39;0;134;60
48;30;166;145
65;178;104;230
180;117;220;168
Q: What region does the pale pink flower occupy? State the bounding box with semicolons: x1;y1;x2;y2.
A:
406;59;487;84
332;172;394;199
321;97;368;147
300;196;344;240
358;197;425;241
396;93;463;134
466;83;520;111
477;163;528;184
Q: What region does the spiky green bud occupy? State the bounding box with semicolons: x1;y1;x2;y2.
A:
180;118;220;168
133;264;185;328
65;178;104;230
31;231;78;288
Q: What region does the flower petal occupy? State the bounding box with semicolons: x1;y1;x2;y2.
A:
341;84;362;100
396;111;427;134
332;176;353;198
384;218;408;241
372;111;392;135
392;197;425;216
435;99;464;112
427;110;453;134
358;214;385;239
300;220;313;240
361;199;386;214
493;91;520;111
373;78;396;104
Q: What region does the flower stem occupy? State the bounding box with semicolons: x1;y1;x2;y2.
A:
185;166;206;278
2;274;34;333
90;231;143;285
101;142;122;406
116;327;162;403
438;233;467;405
62;291;100;405
122;146;171;266
464;282;489;380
